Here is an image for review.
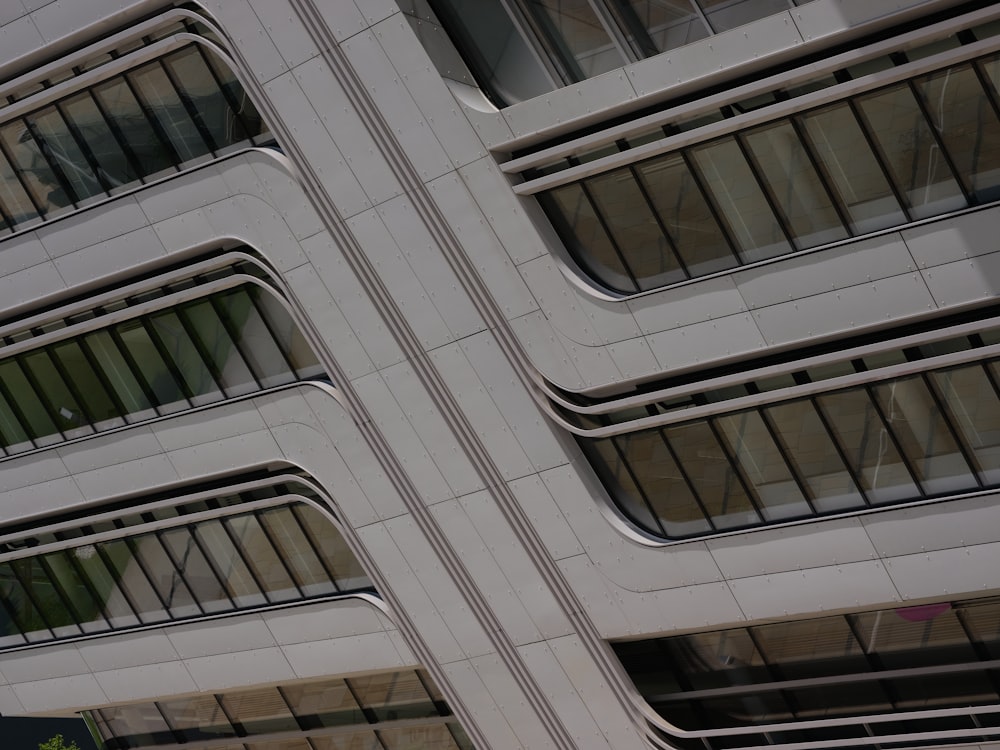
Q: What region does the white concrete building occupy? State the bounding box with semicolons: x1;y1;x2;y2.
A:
0;1;997;748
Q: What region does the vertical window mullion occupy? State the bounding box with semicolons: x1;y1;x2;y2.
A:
805;394;873;507
215;517;273;603
732;131;801;250
89;543;144;626
12;355;67;440
628;163;691;279
843;97;914;223
248;510;305;599
74;336;131;420
0;375;39;449
859;381;926;493
8;559;64;640
243;289;300;377
287;504;343;588
0;587;28;646
705;417;766;525
42;344;102;428
118;70;182;170
53;101;114;194
786;116;854;237
83;88;148;185
576;176;643;293
655;427;720;533
183;523;240;609
155;58;219;155
585;0;642;63
34;554;100;632
157;306;228;396
188;43;255;142
607;434;672;537
919;371;985;488
102;325;172;414
753;404;820;516
21;117;81;207
678;148;742;266
0;134;47;218
206;294;264;390
135;316;198;405
906;79;973;204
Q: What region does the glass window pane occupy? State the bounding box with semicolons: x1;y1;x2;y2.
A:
764;398;864;512
179;299;258;397
348;671;437;720
92;76;175;178
816;387;919;504
0;120;72;215
0;387;32;453
282;679;364;728
114;319;190;414
663;420;760;528
294;504;371;592
161;46;246;149
19;349;92;439
581;437;661;533
72;548;140;629
257;506;336;596
158;694;235;743
614;430;711;536
60;91;138;188
586;168;685;288
715;410;810;521
128;532;201;618
215;288;296;388
0;359;59;444
622;0;708;53
82;329;158;422
159;527;231;612
192;520;267;608
49;340;123;430
915;63;1000;203
0;563;47;642
223;514;299;602
201;47;267;139
931;363;1000;484
13;557;79;637
97;704;174;748
871;375;975;495
147;308;224;406
42;551;107;633
636;153;737;277
800;101;907;233
700;0;793;33
25;107;104;201
0;149;40;227
961;598;1000;658
526;0;626;79
219;687;298;734
540;183;636;292
127;62;205;162
689;137;791;263
99;538;169;623
379;724;462;750
752;616;867;679
855;82;966;219
742;120;848;248
852;603;977;668
670;629;768;690
249;286;323;379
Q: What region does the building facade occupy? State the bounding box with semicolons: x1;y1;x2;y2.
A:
0;1;997;749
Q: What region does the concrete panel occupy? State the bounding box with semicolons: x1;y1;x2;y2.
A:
751;273;934;346
94;661;198;704
503;69;636;140
633;582;746;634
243;154;324;242
426;170;540;318
733;234;914;309
728;560;901;620
53;226;166;287
884;542;1000;601
375;360;484;499
862;495;1000;558
0;15;45;65
469;651;551;749
165;429;281;478
347;208;452;350
510;310;586;389
647;312;766;371
13;673;107;713
262;599;392;645
209;0;289;84
606;336;661;380
151;401;268;452
312;0;367;42
38;198;148;258
261;72;371;219
0;3;27;27
385;514;495;659
0;477;84;526
440;659;524;750
460;330;569;473
56;427;162;475
0;261;67;310
903;207;999;267
0;233;49;277
629;274;746;335
281;632;410;678
299;231;406;370
1;643;90;683
554;554;633;637
283;259;377;379
517;639;610;750
77;631;180;672
340;29;453;184
71;452;181;500
149;208;221;255
377;15;485;169
921;253;1000;308
627;13;802;98
0;451;68;492
291;56;403;206
253;388;325;434
167;616;276;659
519;256;608;347
0;684;26;716
708;518;879;579
356;521;467;663
507;474;584;561
351;368;455;507
248;0;320;69
376;194;486;341
134;166;229;223
185;647;296;691
429;342;535;482
353;0;399;27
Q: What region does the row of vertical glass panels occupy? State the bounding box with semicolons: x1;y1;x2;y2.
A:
0;42;266;233
0;275;322;456
540;49;1000;294
576;332;1000;538
0;484;370;648
614;596;1000;748
90;669;473;750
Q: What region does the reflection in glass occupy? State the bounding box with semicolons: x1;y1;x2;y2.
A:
526;0;625;79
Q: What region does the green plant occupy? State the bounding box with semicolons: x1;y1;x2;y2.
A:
39;734;80;750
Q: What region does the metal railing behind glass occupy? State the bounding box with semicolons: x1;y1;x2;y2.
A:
538;46;1000;293
615;595;1000;749
0;480;372;649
